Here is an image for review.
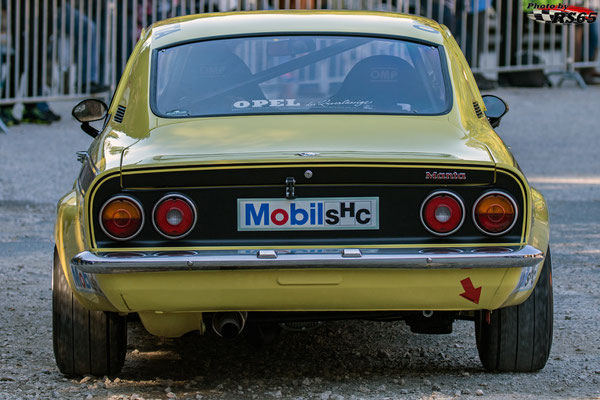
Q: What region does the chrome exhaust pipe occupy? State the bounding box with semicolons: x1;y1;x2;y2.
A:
211;312;248;338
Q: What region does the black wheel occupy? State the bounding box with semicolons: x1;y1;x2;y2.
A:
53;248;127;376
475;247;553;372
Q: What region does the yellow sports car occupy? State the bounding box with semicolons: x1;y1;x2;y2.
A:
54;11;552;376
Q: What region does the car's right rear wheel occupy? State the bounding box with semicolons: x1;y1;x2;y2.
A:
475;247;553;372
52;248;127;376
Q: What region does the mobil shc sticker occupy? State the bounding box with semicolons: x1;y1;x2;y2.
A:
70;265;102;294
238;197;379;231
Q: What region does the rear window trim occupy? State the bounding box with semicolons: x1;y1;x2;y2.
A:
149;32;454;119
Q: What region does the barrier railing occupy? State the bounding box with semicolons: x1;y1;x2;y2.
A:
0;0;598;106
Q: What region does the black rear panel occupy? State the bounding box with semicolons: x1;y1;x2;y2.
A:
90;164;526;248
120;164;495;188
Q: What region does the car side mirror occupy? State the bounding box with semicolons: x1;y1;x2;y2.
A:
482;95;509;128
72;99;108;138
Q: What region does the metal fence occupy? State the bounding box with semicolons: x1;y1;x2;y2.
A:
1;0;599;106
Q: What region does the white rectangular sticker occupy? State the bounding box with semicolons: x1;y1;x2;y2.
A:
238;197;379;231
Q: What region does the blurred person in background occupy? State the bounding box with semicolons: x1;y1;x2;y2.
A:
1;0;60;124
21;0;61;123
0;0;19;126
59;1;108;94
1;0;110;126
457;0;497;89
390;0;456;33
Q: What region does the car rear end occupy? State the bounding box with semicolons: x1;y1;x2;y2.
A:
70;22;548;336
52;12;553;377
72;159;543;323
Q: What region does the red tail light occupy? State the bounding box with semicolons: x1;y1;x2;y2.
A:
152;194;197;239
420;191;465;236
99;196;144;241
473;191;518;235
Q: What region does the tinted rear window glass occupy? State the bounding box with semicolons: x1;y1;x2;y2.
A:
153;35;451;117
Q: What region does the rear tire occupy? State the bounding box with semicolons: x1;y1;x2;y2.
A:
475;247;553;372
53;248;127;376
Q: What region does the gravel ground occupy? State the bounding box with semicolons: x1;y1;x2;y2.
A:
1;87;599;400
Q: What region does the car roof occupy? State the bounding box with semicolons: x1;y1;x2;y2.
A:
147;11;447;49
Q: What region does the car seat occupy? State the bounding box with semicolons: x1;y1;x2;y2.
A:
161;42;266;115
330;55;430;113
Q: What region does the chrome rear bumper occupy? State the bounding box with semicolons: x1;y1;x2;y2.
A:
71;245;544;274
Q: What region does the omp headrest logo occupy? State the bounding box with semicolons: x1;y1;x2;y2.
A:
369;67;399;82
425;171;467;180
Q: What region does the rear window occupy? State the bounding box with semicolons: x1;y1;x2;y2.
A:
153;35;451;117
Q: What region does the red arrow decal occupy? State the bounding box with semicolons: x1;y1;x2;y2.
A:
460;278;482;304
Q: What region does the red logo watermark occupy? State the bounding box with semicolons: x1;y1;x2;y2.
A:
527;3;598;24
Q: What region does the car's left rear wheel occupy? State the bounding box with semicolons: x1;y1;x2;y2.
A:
52;248;127;376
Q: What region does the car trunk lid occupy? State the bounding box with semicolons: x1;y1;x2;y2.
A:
119;114;495;187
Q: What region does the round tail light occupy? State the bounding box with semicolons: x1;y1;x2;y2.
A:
420;191;465;236
99;196;144;241
152;194;197;239
473;191;518;235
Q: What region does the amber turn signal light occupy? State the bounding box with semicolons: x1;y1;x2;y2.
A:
99;196;144;240
473;191;518;236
